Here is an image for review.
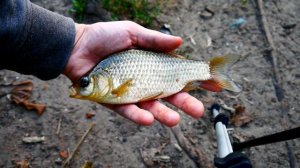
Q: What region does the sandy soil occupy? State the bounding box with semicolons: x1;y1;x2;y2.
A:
0;0;299;167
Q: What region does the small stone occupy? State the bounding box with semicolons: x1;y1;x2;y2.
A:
205;6;215;14
200;10;213;19
22;136;45;143
55;158;63;165
200;7;214;19
282;23;296;29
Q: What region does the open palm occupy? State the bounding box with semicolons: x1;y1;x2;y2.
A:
63;21;204;126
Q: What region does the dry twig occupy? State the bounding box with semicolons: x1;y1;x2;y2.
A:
217;99;235;114
63;122;95;167
171;125;213;168
56;115;62;135
257;0;283;101
257;1;296;167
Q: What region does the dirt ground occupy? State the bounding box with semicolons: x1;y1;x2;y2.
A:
0;0;299;167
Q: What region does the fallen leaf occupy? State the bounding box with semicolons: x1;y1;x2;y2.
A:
11;93;30;104
22;101;46;115
10;80;46;115
85;112;95;119
42;84;49;90
15;160;30;168
230;105;253;127
12;80;33;89
235;105;246;114
11;80;33;102
82;161;93;168
59;151;69;159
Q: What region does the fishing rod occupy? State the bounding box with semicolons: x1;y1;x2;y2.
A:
211;103;300;168
211;104;252;168
232;126;300;151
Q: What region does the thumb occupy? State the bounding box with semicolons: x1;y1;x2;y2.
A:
130;23;183;52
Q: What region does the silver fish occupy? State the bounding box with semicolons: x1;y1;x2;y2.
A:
69;49;241;104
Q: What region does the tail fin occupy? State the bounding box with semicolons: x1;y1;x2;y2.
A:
200;55;241;92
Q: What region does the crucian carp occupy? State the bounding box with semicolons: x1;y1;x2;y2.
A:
69;49;241;104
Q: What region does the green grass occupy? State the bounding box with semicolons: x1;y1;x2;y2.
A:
239;0;248;5
101;0;160;27
69;0;89;22
69;0;160;26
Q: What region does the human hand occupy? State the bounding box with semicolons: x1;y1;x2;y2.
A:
64;21;204;127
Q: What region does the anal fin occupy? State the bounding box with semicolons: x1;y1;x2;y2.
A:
182;81;201;92
199;80;223;92
182;80;223;92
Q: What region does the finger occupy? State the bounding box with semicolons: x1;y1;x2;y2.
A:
91;21;182;57
164;92;204;118
129;23;183;52
105;104;154;126
138;100;180;127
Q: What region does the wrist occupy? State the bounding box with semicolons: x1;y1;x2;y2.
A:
73;23;86;47
63;23;87;81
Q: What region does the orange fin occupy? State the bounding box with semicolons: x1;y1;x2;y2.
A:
139;92;164;102
182;82;200;92
111;79;133;97
199;80;222;92
208;54;241;92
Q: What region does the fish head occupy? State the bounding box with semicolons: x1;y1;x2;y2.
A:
69;75;95;99
69;74;111;102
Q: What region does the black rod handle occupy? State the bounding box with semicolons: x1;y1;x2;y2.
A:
233;126;300;151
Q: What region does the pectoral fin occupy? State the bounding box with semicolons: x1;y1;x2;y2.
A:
111;79;133;97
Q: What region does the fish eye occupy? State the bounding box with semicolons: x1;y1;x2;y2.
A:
79;76;90;88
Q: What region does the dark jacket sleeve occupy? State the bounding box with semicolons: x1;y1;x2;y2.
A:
0;0;75;80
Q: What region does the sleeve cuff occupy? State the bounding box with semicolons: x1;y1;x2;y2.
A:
17;3;75;80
